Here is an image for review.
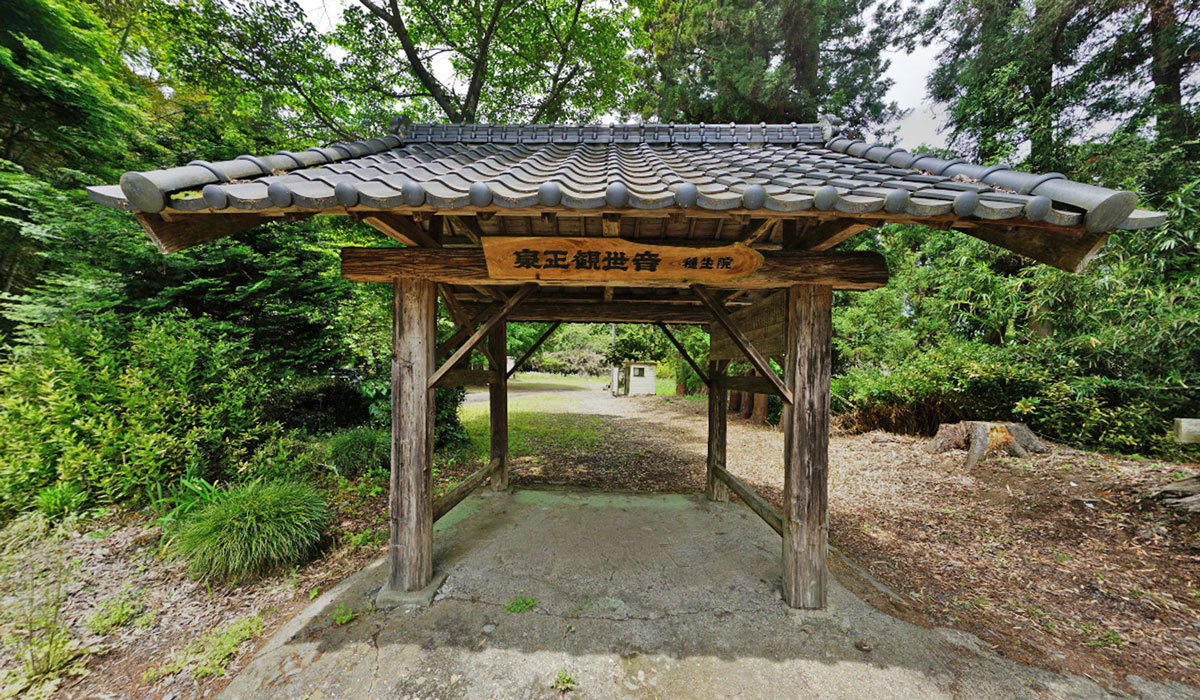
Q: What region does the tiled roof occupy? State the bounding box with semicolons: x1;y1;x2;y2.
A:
87;122;1165;237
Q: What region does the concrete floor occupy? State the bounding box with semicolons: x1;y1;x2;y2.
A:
221;490;1194;699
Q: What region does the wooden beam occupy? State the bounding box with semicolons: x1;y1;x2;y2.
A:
463;301;711;324
706;360;730;502
428;284;535;389
438;284;498;367
657;322;708;387
740;218;776;245
709;291;787;360
136;213;271;254
507;322;561;378
692;285;792;404
717;375;780;394
713;465;783;536
449;215;484;245
489;323;508;490
436;302;500;359
602;213;621;237
388;278;435;592
433;458;501;522
432;369;495;387
791;218;872;251
359;213;441;247
967;224;1109;273
781;284;832;609
341;247;889;291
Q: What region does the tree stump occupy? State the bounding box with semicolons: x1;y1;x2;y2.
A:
1146;475;1200;514
928;421;1048;468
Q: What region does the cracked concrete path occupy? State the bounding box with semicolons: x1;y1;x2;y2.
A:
220;490;1194;699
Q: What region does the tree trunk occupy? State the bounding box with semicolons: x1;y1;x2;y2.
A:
751;392;770;425
928;421;1049;468
1148;0;1190;143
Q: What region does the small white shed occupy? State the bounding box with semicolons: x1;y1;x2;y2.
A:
621;361;656;396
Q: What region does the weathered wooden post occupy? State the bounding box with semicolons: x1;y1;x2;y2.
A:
489;321;509;490
706;360;731;502
781;284;832;609
387;278;435;593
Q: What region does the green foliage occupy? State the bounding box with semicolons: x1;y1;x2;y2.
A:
505;595;537;614
84;587;149;636
0;313;277;519
833;340;1197;457
604;324;669;366
0;0;145;176
171;481;330;584
530;348;608;376
327;428;389;478
631;0;910;133
33;483;86;520
552;668;578;692
142;614;264;682
331;603;355;625
151;477;223;532
264;376;371;434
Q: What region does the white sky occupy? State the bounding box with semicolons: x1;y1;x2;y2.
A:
298;0;948;149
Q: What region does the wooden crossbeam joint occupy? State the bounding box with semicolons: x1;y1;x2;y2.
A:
789;217;871;251
602;213;621;237
438;283;498;367
428;283;535;389
357;212;441;248
692;284;792;404
656;322;709;387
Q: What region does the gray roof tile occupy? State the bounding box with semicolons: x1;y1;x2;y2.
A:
88;122;1162;237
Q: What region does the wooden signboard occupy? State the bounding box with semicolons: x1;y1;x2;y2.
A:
481;236;763;283
709;291;787;361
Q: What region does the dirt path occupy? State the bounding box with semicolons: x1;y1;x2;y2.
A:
492;385;1199;691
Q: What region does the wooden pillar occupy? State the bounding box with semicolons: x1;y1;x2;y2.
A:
781;284;832;609
388;278;435;592
489;321;508;490
705;360;730;502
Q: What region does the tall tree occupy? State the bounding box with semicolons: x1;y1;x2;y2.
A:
630;0;911;134
160;0;633;135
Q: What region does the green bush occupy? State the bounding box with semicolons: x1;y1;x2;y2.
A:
33;483;86;519
833;339;1198;457
327;428;389;477
262;376;370;434
358;380;468;451
0;313;279;519
530;349;607;375
172;481;329;583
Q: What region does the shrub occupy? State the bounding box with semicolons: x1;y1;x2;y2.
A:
33;483;86;520
0;313;277;519
172;481;330;583
239;432;324;483
262;376;370;434
358;380;468;451
530;349;607;375
327;428;389;478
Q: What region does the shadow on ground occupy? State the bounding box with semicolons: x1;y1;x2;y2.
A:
221;490;1191;699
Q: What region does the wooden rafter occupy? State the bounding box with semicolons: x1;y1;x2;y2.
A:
428;283;536;388
740;218;777;245
357;212;441;247
448;215;485;245
656;322;709;387
136;213;271;254
692;285;792;404
789;218;872;251
506;321;561;378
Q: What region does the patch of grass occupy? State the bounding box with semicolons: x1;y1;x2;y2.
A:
0;561;94;700
172;481;330;584
1086;630;1123;648
33;483;87;520
85;587;147;636
327;428;389;478
143;614;264;683
505;594;537;614
552;668;578;692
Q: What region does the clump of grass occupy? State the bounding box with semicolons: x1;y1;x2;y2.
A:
143;614;264;682
552;668;578;692
0;562;94;699
505;594;537;614
172;481;329;583
33;483;86;520
327;428;389;478
85;587;151;636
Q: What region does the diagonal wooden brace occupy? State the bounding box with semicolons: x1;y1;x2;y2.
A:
435;302;500;359
428;283;536;389
656;322;709;387
438;283;498;368
692;284;792;404
507;321;561;379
